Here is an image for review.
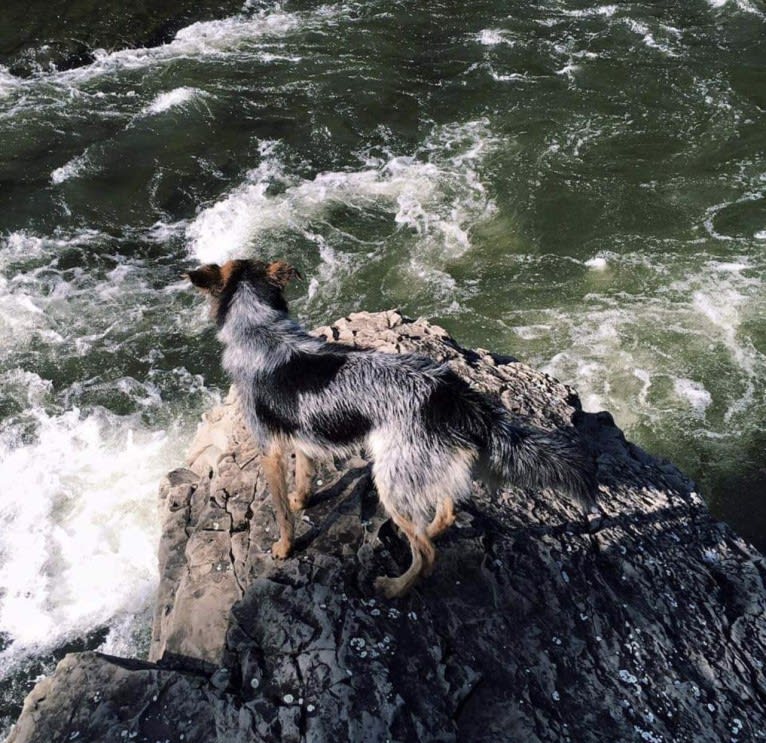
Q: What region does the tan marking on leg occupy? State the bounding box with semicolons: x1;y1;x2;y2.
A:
426;496;455;540
420;530;437;578
375;509;436;598
289;449;315;512
262;441;293;559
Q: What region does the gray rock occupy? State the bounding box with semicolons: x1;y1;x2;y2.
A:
7;312;766;743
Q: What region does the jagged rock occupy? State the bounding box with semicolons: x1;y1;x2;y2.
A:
7;311;766;743
0;0;244;76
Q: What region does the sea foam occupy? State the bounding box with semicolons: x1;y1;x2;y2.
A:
539;250;764;439
0;231;218;669
0;66;19;98
48;7;331;85
0;400;172;668
140;87;207;116
187;120;498;305
50;152;92;184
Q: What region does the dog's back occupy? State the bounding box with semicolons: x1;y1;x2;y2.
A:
187;258;596;596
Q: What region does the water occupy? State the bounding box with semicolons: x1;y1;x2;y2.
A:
1;0;764;731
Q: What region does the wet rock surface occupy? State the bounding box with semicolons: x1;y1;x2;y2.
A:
8;312;766;742
0;0;243;75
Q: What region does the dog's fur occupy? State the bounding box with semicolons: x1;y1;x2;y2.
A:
186;258;597;597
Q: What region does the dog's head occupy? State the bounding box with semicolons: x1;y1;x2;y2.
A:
184;259;301;325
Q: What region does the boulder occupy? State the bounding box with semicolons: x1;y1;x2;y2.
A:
8;311;766;743
0;0;244;76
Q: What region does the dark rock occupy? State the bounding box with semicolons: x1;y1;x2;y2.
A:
0;0;244;76
8;312;766;743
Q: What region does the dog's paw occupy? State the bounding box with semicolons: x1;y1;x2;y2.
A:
374;575;406;599
288;491;308;512
271;538;292;559
421;561;436;578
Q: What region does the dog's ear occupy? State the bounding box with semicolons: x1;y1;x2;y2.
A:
265;260;302;289
184;264;222;293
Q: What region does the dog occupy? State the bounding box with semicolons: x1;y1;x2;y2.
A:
185;258;597;597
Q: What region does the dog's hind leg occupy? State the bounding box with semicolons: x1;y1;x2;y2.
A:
426;496;455;540
262;441;294;559
375;506;436;598
289;449;315;512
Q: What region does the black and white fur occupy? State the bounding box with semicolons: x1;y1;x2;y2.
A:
186;259;597;597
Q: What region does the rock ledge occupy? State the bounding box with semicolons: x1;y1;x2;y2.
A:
8;311;766;743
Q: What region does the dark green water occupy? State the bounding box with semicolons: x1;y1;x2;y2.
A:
1;0;765;732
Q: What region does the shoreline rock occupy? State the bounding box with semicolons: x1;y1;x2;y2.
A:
8;311;766;742
0;0;244;76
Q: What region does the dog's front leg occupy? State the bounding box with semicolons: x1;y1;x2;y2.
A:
262;441;293;559
289;449;315;512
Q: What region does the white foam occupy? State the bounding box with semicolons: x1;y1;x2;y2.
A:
585;256;608;270
0;274;59;350
0;230;206;359
560;5;618;18
48;7;329;86
536;249;763;441
674;378;712;416
187;159;448;264
703;191;766;242
304;233;353;304
1;229;102;265
691;288;742;332
708;0;764;15
689;282;759;423
0;368;53;408
712;261;750;272
512;324;553;340
474;29;515;46
141;86;207;116
556;62;579;77
0;400;180;665
1;232;49;267
188;121;498;270
0;232;99;353
51;152;92;184
489;70;532;83
0;65;19;98
0;231;215;679
622;19;678;56
144;219;189;243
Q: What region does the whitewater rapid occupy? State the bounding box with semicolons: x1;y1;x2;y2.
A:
1;0;765;733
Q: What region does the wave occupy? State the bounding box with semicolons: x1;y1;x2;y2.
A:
537;253;764;433
0;66;19;98
187;120;498;310
50;151;93;184
707;0;765;16
0;230;207;358
0;228;220;670
139;86;209;117
0;396;172;669
36;6;332;86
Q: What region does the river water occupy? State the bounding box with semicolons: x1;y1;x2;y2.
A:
1;0;764;731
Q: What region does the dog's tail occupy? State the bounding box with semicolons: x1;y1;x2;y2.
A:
483;409;598;513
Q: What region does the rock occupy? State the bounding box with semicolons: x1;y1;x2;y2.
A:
6;653;240;743
7;312;766;743
0;0;244;76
